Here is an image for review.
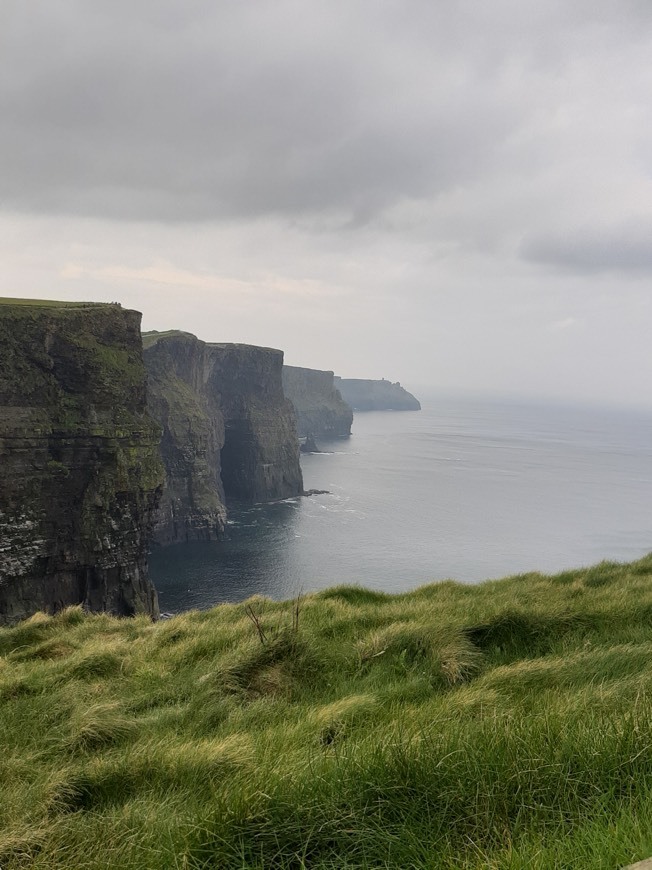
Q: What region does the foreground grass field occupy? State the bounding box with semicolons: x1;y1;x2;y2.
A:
4;560;652;868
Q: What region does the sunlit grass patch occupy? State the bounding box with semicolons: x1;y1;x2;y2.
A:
66;702;137;752
0;825;48;869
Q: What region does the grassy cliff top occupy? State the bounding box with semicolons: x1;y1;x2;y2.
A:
141;331;283;356
208;341;283;354
0;296;122;319
283;364;336;376
3;557;652;867
141;329;197;348
0;298;117;311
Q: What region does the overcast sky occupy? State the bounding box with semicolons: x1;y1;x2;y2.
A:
1;1;651;407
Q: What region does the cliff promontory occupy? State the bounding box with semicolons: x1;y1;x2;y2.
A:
334;377;421;411
144;332;303;546
0;299;163;624
282;365;353;439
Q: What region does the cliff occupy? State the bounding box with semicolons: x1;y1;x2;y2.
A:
334;377;421;411
143;332;303;546
142;331;226;546
282;365;353;438
0;299;164;624
208;343;304;502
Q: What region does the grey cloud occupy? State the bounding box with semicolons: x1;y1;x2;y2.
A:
522;221;652;274
2;0;638;224
3;0;652;409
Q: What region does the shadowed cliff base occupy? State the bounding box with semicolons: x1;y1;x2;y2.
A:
143;331;303;547
0;299;163;625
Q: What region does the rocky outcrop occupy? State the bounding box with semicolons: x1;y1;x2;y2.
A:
0;300;164;625
334;378;421;411
282;365;353;439
144;332;303;546
300;433;320;454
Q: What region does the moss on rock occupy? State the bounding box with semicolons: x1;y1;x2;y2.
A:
0;300;164;624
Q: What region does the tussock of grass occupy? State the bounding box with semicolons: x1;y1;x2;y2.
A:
358;622;482;687
66;649;125;680
216;629;324;699
464;608;595;660
312;693;379;745
66;702;136;751
4;557;652;866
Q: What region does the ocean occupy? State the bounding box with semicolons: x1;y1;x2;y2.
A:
149;395;652;613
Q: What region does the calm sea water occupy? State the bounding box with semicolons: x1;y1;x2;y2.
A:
149;396;652;613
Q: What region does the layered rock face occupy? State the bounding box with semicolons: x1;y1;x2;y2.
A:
209;344;304;502
144;333;303;546
334;377;421;411
142;332;226;546
0;300;164;624
282;365;353;439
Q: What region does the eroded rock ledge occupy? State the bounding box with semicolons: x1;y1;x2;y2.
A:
144;331;303;547
0;300;163;624
282;365;353;439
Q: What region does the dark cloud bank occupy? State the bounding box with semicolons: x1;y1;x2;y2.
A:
1;1;652;404
1;0;649;242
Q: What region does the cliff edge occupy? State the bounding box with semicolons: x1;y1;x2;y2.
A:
282;365;353;439
0;299;163;624
334;377;421;411
144;332;303;546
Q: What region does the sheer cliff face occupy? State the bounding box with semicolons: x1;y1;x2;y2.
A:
144;334;303;546
0;301;164;625
142;333;226;546
282;366;353;439
334;378;421;411
209;344;304;502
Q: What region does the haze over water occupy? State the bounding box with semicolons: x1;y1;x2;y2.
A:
149;397;652;613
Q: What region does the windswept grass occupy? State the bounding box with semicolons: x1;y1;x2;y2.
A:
3;558;652;866
0;298;112;310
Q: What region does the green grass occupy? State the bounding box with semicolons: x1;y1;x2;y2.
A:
0;298;112;310
3;559;652;867
141;329;195;348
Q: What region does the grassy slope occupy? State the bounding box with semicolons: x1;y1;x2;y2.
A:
3;560;652;868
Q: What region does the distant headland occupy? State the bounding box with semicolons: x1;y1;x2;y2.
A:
334;377;421;411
